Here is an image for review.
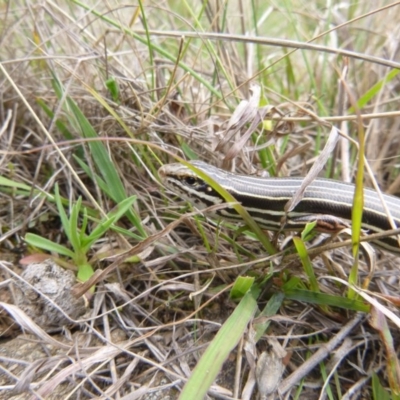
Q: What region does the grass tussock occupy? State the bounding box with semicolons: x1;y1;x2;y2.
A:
1;0;400;399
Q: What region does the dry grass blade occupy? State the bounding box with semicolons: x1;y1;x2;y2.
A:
0;302;72;350
33;343;130;399
135;30;400;69
285;126;339;213
279;313;365;395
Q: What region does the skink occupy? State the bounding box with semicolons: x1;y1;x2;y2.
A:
158;161;400;254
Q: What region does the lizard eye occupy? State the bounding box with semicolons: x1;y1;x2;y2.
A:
185;176;197;185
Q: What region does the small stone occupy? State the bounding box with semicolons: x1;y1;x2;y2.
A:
14;259;87;329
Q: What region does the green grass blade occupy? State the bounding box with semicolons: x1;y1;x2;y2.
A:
69;197;82;253
179;291;257;399
230;276;255;300
349;68;400;113
370;307;400;396
50;74;145;237
82;196;138;250
54;184;71;243
25;233;75;259
66;100;123;199
66;98;146;237
254;292;285;341
283;288;370;312
36;97;75;142
0;176;33;192
372;372;391;400
349;115;366;299
292;237;319;292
